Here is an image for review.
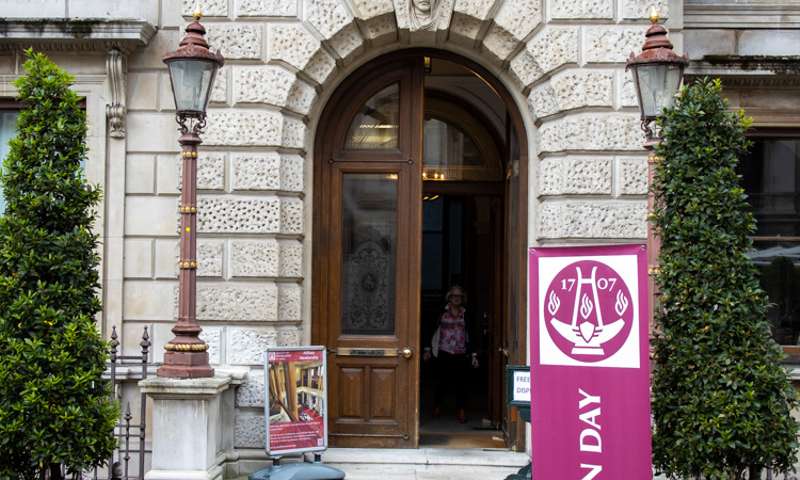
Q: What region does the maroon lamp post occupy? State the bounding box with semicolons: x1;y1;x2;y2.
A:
626;10;687;333
157;11;224;379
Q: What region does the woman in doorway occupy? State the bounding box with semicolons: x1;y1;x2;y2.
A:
423;285;479;423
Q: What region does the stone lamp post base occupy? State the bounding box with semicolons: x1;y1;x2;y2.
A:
140;371;245;480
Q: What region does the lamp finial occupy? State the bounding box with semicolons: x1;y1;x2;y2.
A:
649;6;660;24
193;1;203;20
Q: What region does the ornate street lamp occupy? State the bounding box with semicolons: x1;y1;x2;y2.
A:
626;10;686;331
626;10;688;146
157;11;224;379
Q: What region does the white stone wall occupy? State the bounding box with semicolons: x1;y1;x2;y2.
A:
117;0;670;452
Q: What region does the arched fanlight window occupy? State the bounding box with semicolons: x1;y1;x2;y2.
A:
422;95;502;182
345;83;400;150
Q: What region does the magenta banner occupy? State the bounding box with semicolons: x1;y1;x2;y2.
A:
530;244;651;479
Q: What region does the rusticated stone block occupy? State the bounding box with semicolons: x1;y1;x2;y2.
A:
306;0;351;40
278;283;302;321
493;0;542;40
617;156;648;195
237;0;297;16
454;0;494;19
227;326;301;364
483;25;520;62
282;116;306;149
279;240;303;278
231;239;280;277
583;27;644;63
623;0;668;19
205;24;262;60
550;0;612;19
510;26;578;86
449;13;482;43
232;152;281;191
286;79;317;115
236;369;266;407
539;157;612;195
234;414;265;448
538;113;643;153
204;110;282;146
234;65;294;106
361;15;396;44
329;24;364;61
228;327;277;365
177;153;226;191
199;327;222;365
527;85;559;119
210;67;227;104
197;240;224;277
530;70;614;118
182;0;228;16
280;197;304;234
539;201;647;239
353;0;393;19
195;283;279;321
197;196;281;233
280;154;304;192
278;325;302;345
268;23;337;83
305;49;337;85
620;73;639;108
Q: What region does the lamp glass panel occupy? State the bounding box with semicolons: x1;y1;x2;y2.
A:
636;63;683;119
168;59;217;113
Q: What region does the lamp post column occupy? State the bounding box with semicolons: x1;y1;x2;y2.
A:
156;11;223;379
157;130;212;379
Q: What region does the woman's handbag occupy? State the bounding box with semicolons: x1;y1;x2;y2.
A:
431;326;440;358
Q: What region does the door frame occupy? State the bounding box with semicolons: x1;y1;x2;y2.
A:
311;48;530;450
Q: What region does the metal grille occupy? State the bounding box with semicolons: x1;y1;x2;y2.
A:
105;326;151;480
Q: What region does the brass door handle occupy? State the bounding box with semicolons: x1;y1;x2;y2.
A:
400;347;413;359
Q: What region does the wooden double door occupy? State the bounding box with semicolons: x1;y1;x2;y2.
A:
313;52;527;449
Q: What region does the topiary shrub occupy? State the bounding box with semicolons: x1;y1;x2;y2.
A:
652;77;799;479
0;50;117;480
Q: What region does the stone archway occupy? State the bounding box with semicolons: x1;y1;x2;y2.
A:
182;0;657;454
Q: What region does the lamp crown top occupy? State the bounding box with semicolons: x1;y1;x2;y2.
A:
162;12;224;67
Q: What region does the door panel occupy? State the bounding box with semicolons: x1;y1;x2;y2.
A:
317;58;423;448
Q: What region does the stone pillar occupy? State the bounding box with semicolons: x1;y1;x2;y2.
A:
139;374;238;480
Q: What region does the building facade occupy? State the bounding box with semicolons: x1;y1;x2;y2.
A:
1;0;799;477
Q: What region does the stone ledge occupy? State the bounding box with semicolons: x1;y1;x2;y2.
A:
139;373;233;398
0;19;156;52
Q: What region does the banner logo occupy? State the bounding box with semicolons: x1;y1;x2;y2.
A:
542;259;636;366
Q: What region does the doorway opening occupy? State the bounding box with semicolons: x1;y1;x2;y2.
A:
312;49;528;450
418;59;508;449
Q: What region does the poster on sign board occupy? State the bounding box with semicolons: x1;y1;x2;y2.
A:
530;245;651;479
264;346;327;456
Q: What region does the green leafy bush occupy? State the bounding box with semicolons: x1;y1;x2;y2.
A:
652;78;799;479
0;51;117;480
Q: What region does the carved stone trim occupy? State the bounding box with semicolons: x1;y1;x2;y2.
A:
0;19;156;53
688;57;800;86
106;48;126;139
685;3;800;28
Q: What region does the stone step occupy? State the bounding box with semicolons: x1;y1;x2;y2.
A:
323;447;529;480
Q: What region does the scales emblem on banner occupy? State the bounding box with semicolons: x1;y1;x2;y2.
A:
544;260;634;362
